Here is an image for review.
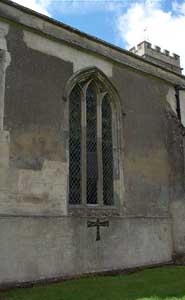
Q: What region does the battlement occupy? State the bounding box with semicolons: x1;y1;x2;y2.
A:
130;41;182;74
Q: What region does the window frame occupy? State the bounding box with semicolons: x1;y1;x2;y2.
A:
63;67;125;215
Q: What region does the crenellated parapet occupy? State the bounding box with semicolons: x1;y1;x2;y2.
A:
130;41;182;74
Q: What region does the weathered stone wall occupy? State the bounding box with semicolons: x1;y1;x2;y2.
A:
5;26;73;170
0;21;70;217
165;92;185;254
2;21;177;218
112;66;171;217
0;1;185;284
0;160;68;216
0;216;172;284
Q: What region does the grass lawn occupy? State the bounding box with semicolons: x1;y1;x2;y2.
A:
0;266;185;300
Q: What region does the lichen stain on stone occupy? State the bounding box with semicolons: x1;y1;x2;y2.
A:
9;128;65;170
17;193;49;204
124;148;170;183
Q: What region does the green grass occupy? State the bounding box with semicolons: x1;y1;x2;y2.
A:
1;266;185;300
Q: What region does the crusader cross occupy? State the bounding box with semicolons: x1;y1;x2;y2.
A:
87;218;109;241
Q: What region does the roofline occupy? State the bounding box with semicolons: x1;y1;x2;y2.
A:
1;0;118;47
0;0;142;61
1;0;185;85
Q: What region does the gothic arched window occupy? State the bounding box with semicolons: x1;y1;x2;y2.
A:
66;68;124;210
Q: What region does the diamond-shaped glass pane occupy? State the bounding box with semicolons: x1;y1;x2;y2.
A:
86;83;98;204
102;95;114;205
69;85;81;205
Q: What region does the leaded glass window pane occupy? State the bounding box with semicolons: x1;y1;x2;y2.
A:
86;83;98;204
102;95;114;205
69;85;81;204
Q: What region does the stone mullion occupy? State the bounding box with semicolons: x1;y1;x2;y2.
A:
0;51;5;130
110;102;117;207
0;50;10;130
81;81;92;205
0;49;11;169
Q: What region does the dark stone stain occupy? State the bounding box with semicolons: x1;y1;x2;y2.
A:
112;65;184;216
4;25;73;170
165;107;185;203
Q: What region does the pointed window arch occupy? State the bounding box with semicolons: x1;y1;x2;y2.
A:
65;67;124;210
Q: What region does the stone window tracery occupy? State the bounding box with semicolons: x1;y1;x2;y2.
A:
65;67;124;212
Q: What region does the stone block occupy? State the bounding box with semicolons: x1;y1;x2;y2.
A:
171;201;185;253
0;217;172;284
0;130;10;168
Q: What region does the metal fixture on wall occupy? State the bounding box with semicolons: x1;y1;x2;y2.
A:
87;218;109;241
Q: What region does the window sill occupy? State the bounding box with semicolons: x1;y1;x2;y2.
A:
68;205;120;217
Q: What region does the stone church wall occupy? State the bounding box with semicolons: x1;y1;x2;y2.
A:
0;217;172;284
0;2;185;284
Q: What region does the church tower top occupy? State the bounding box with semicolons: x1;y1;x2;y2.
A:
129;41;182;74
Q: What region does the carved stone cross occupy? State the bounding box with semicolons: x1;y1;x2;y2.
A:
87;218;109;241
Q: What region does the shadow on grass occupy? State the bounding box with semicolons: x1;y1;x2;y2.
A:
0;266;185;300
